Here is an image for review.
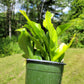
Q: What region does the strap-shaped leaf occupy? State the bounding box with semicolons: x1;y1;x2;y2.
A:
16;28;33;59
19;10;30;21
20;10;50;57
20;10;43;40
56;23;71;36
52;34;76;61
31;55;42;60
28;33;49;60
20;10;45;40
51;43;68;61
43;11;57;44
43;11;58;58
23;24;35;36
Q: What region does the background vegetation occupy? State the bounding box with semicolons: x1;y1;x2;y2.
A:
0;36;22;57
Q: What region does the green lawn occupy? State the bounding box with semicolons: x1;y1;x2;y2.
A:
0;48;84;84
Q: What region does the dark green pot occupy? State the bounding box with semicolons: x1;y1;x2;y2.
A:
26;59;65;84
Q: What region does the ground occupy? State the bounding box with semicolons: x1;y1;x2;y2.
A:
0;48;84;84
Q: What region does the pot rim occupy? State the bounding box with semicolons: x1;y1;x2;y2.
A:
26;59;66;65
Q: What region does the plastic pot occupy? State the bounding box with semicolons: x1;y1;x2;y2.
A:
25;59;65;84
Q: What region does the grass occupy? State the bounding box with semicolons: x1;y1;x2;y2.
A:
62;48;84;84
0;54;25;84
0;48;84;84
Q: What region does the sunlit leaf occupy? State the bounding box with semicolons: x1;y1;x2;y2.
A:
20;10;50;60
43;11;58;59
52;34;76;62
17;10;76;62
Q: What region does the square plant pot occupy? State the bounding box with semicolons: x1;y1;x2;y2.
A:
25;59;65;84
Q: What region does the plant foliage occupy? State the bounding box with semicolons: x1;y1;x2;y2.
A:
16;10;75;62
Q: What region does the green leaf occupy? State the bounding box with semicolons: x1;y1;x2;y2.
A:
58;53;65;62
17;28;48;60
35;50;41;56
56;23;71;36
20;10;50;60
16;28;43;60
31;55;42;60
23;24;35;36
18;10;76;62
19;10;30;21
51;43;68;61
28;34;49;60
20;10;44;44
52;34;76;62
43;11;58;59
16;28;33;59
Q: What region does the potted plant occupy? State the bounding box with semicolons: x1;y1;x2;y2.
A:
16;10;76;84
